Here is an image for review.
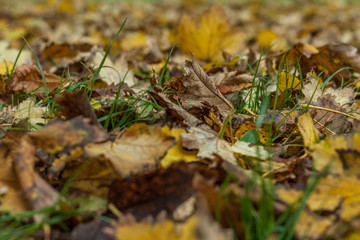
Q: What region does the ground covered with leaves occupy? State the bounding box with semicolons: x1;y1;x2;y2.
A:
1;0;360;239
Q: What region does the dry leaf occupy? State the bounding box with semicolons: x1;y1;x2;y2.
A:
0;144;30;213
149;91;204;127
278;71;302;92
12;117;108;210
108;162;226;219
231;141;272;160
9;64;65;92
310;133;360;175
181;127;237;164
297;112;320;148
13;99;47;127
175;4;243;61
160;127;198;168
257;30;278;49
85;123;175;177
181;58;234;111
55;90;100;126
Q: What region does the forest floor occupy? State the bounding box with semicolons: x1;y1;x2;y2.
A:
1;0;360;239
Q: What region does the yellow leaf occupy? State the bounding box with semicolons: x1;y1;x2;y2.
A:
161;127;198;168
276;188;302;205
307;175;360;221
310;133;360;175
278;71;302;91
120;31;147;52
295;209;335;239
58;0;77;13
115;216;199;240
3;27;26;39
257;30;278;48
297;113;320;148
174;4;243;61
90;98;101;111
342;232;360;240
0;62;13;75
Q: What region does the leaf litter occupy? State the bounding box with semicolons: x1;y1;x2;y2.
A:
1;0;360;239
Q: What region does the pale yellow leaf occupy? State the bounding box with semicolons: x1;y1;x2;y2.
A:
85;123;175;177
297;112;320;148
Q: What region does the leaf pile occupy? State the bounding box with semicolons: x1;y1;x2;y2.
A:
1;0;360;239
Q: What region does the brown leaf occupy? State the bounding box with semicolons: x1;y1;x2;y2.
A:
181;58;234;111
326;43;360;72
12;117;108;210
71;219;113;240
13;135;59;210
108;162;227;219
55;90;100;126
9;64;65;92
309;94;352;134
85;123;175;177
42;42;79;59
0;143;31;213
217;83;252;95
60;156;119;199
181;127;237;164
150;91;205;127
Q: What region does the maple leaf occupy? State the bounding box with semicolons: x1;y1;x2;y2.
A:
175;4;243;61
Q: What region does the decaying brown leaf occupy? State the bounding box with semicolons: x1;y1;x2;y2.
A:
181;58;234;111
55;90;100;126
9;64;66;92
150;91;205;127
12;117;108;210
0;143;31;213
108;161;227;219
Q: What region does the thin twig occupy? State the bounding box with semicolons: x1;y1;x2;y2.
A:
300;104;360;122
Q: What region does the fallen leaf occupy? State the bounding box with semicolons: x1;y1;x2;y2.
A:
9;65;66;92
0;143;30;213
310;133;360;175
71;219;113;240
278;71;302;92
180;58;234;111
13;99;48;127
42;42;79;59
12;117;108;210
295;209;336;239
0;40;32;67
85;123;175;177
231;141;272;160
297;112;320;148
114;214;199;240
149;91;205;127
108;162;226;219
175;4;243;61
257;30;278;49
55;90;100;126
160;127;198;168
181;127;237;164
